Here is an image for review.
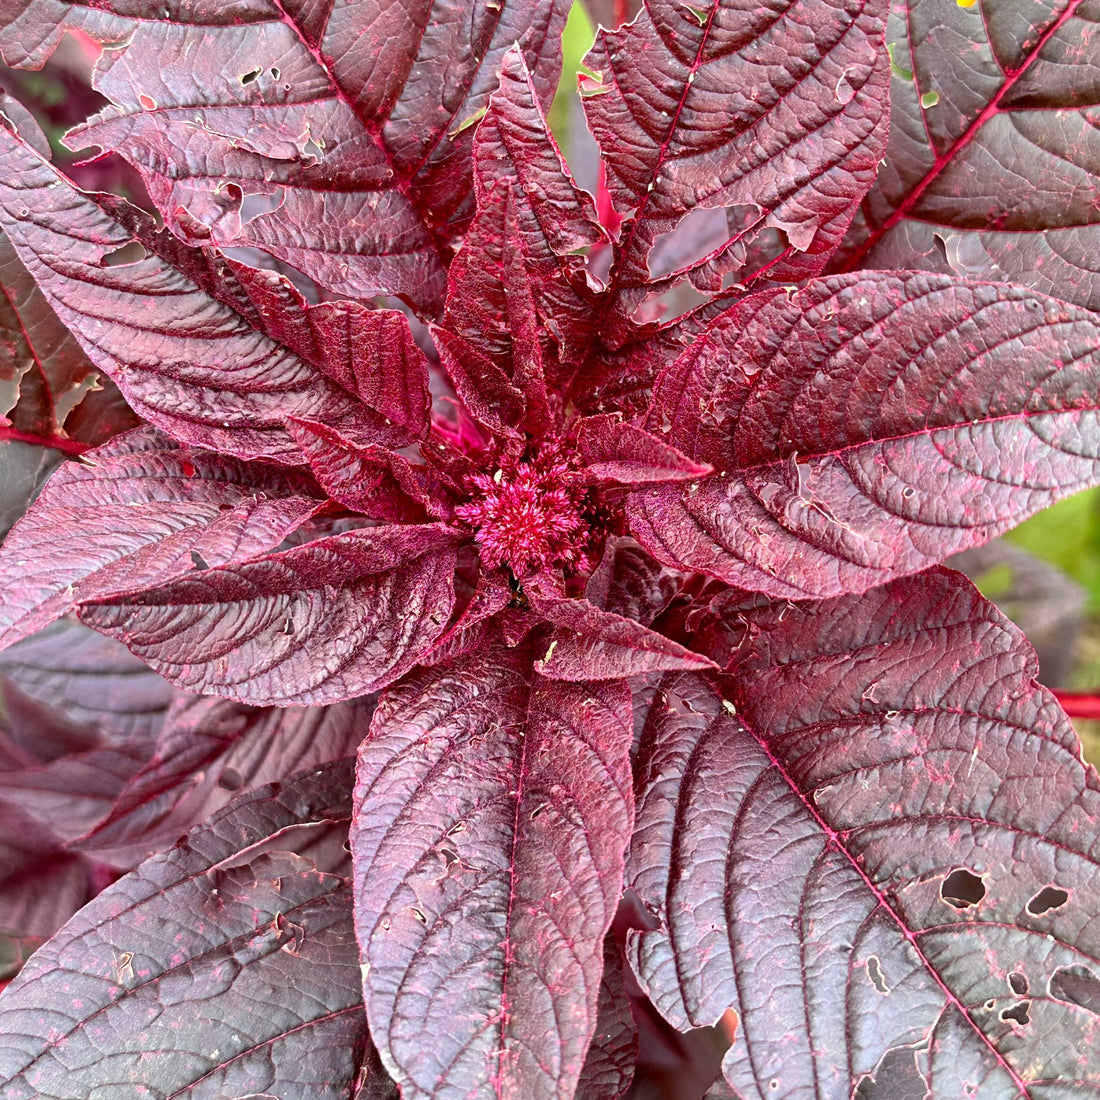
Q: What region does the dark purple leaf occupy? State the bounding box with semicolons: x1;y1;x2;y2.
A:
80;525;460;705
80;692;373;865
533;593;716;680
0;126;395;461
0;618;174;743
836;0;1100;310
628;570;1100;1097
0;426;321;651
576;931;638;1100
629;271;1100;598
5;0;574;311
445;49;604;374
585;536;682;625
351;647;634;1100
0;760;389;1100
583;0;890;330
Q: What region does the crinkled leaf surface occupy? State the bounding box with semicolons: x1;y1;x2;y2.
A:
0;760;389;1100
0;127;400;461
628;271;1100;598
3;0;573;312
583;0;890;330
351;647;634;1100
80;525;460;705
628;570;1100;1098
0;427;321;650
575;931;638;1100
80;692;373;865
836;0;1100;310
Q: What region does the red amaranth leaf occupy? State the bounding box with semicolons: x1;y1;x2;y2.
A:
445;49;604;374
79;525;460;706
836;0;1100;310
576;932;639;1100
351;648;634;1100
583;0;890;331
578;413;711;485
78;693;374;865
0;127;398;462
0;761;391;1099
0;427;321;652
5;0;573;311
628;271;1100;598
288;418;441;523
532;593;716;680
628;571;1100;1096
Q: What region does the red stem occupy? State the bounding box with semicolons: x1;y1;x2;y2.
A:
1052;690;1100;721
0;423;90;457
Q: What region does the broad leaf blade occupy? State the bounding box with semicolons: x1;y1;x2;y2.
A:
79;693;373;864
628;571;1100;1097
583;0;890;327
836;0;1100;309
0;126;388;462
628;271;1100;598
11;0;573;310
0;761;387;1100
0;427;321;651
79;525;460;705
351;648;634;1100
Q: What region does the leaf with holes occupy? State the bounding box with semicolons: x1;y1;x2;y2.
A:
0;760;396;1099
628;570;1100;1097
834;0;1100;310
583;0;890;333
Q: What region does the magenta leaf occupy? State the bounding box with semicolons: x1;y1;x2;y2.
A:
578;414;711;485
628;570;1100;1096
583;0;890;329
0;126;394;462
629;271;1100;598
445;49;604;373
6;0;573;311
79;693;374;865
837;0;1100;310
0;760;392;1099
0;426;321;651
351;647;634;1099
533;593;715;680
79;525;461;705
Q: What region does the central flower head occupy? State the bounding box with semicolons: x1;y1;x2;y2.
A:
455;440;590;578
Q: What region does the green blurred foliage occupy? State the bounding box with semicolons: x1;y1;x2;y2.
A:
548;2;597;146
1006;488;1100;609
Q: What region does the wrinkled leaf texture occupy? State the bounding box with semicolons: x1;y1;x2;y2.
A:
836;0;1100;310
629;272;1100;598
0;0;574;313
583;0;890;334
0;760;393;1100
629;569;1100;1097
351;649;634;1099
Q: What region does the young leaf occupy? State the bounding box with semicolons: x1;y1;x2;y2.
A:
79;525;461;706
584;0;890;325
0;427;321;651
351;648;634;1100
837;0;1100;310
0;127;394;462
628;571;1100;1096
629;271;1100;598
0;761;387;1100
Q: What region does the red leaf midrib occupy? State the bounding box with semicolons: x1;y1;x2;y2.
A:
840;0;1087;271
